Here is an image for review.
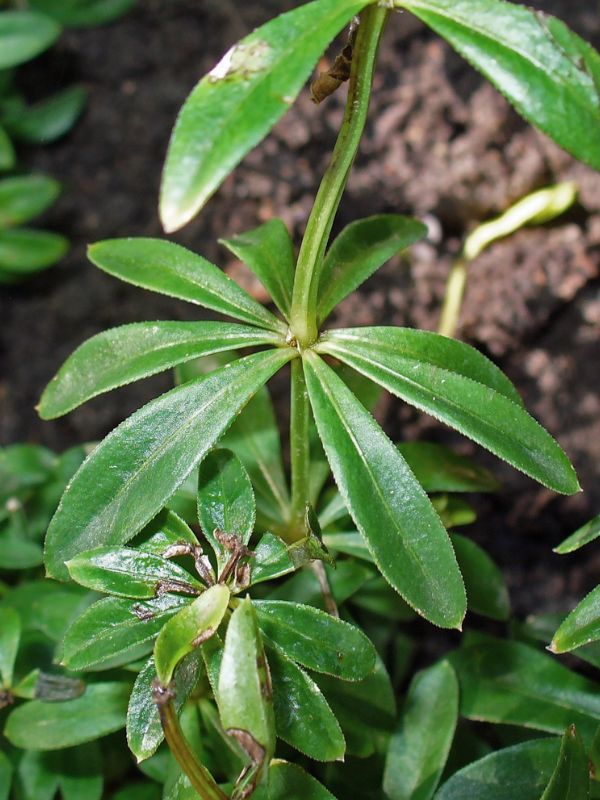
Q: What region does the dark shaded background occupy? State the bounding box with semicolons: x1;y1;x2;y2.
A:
1;0;599;617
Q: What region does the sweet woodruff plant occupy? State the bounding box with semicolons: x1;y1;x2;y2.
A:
1;1;599;798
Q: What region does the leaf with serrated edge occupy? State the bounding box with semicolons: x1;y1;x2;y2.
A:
316;328;579;495
554;513;600;554
39;321;281;419
304;351;466;629
44;348;294;580
551;584;600;654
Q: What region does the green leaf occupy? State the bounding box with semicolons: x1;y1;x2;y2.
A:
0;12;60;70
449;634;600;742
66;546;203;598
44;348;294;580
265;639;345;762
451;533;510;621
398;442;500;493
0;532;43;570
28;0;135;27
88;238;285;333
0;126;15;171
317;215;427;324
254;600;376;681
127;650;205;762
540;725;589;800
303;351;466;629
551;585;600;654
4;86;86;144
0;228;68;281
39;321;280;420
434;738;561;800
137;509;199;555
221;219;295;319
317;328;579;495
0;751;11;800
0;580;90;643
554;514;600;554
17;745;103;800
384;660;458;800
394;0;600;171
160;0;373;231
0;606;20;687
0;175;60;227
154;584;230;684
249;533;296;586
4;682;130;750
197;449;256;570
218;598;275;781
60;593;189;672
268;761;337;799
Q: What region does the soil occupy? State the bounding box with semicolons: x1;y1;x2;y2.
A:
1;0;599;620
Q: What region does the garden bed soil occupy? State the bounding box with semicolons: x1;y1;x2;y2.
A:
1;0;599;618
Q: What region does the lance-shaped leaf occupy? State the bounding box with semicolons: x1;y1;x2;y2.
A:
4;682;130;750
0;607;20;688
383;660;458;800
268;761;338;799
398;442;500;493
449;634;600;742
197;449;255;571
0;11;60;70
221;219;295;319
316;328;578;495
551;585;600;654
218;598;275;791
318;215;427;324
554;514;600;554
160;0;374;232
303;351;466;629
44;348;294;580
0;228;68;281
0;175;60;227
394;0;600;170
39;321;282;420
66;546;203;599
88;239;285;334
540;725;589;800
265;639;345;762
154;584;230;684
450;533;510;622
3;85;87;145
254;600;376;681
60;594;190;672
127;650;206;762
435;738;561;800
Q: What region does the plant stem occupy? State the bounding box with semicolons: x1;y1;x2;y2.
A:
289;358;310;537
437;257;467;338
289;4;389;348
154;683;228;800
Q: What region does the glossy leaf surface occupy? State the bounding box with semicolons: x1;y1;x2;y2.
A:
0;12;60;70
384;660;458;800
395;0;600;170
4;682;130;749
554;514;600;554
88;238;285;333
160;0;373;231
39;321;280;419
66;546;202;598
154;584;230;684
317;328;578;494
434;738;561;800
551;585;600;653
197;449;255;569
45;348;293;580
221;219;295;318
60;593;189;672
254;600;376;680
304;351;466;629
265;639;345;762
540;725;589;800
0;175;60;227
317;215;426;323
450;635;600;741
